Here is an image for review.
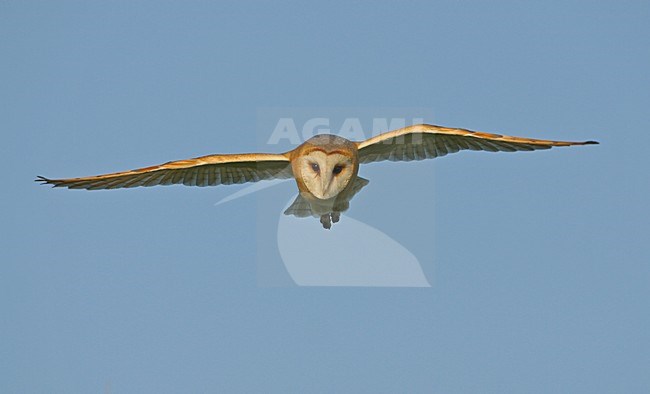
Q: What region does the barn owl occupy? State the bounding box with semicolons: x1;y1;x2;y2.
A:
37;123;598;228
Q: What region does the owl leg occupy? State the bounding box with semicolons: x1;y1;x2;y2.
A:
331;212;340;223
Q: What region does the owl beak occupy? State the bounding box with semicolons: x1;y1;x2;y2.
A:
321;174;331;196
319;172;335;199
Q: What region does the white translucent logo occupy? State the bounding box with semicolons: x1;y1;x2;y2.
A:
244;109;435;287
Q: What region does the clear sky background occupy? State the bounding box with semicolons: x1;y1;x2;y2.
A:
2;1;649;393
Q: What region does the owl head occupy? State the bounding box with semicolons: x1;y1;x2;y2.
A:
291;134;359;200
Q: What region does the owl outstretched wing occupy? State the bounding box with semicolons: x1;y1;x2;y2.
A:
356;124;598;164
36;153;292;190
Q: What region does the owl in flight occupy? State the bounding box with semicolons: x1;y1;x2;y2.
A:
37;124;598;228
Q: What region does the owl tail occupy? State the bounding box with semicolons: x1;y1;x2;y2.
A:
283;177;369;219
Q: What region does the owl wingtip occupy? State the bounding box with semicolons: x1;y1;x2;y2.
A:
35;175;60;188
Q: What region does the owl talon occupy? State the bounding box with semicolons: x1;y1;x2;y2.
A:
331;212;340;223
320;214;332;229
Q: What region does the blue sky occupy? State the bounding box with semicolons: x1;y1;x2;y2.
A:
2;1;649;392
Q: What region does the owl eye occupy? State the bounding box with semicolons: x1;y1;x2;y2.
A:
332;165;344;175
310;162;320;173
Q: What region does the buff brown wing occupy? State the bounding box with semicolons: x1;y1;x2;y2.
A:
36;153;293;190
356;124;598;164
